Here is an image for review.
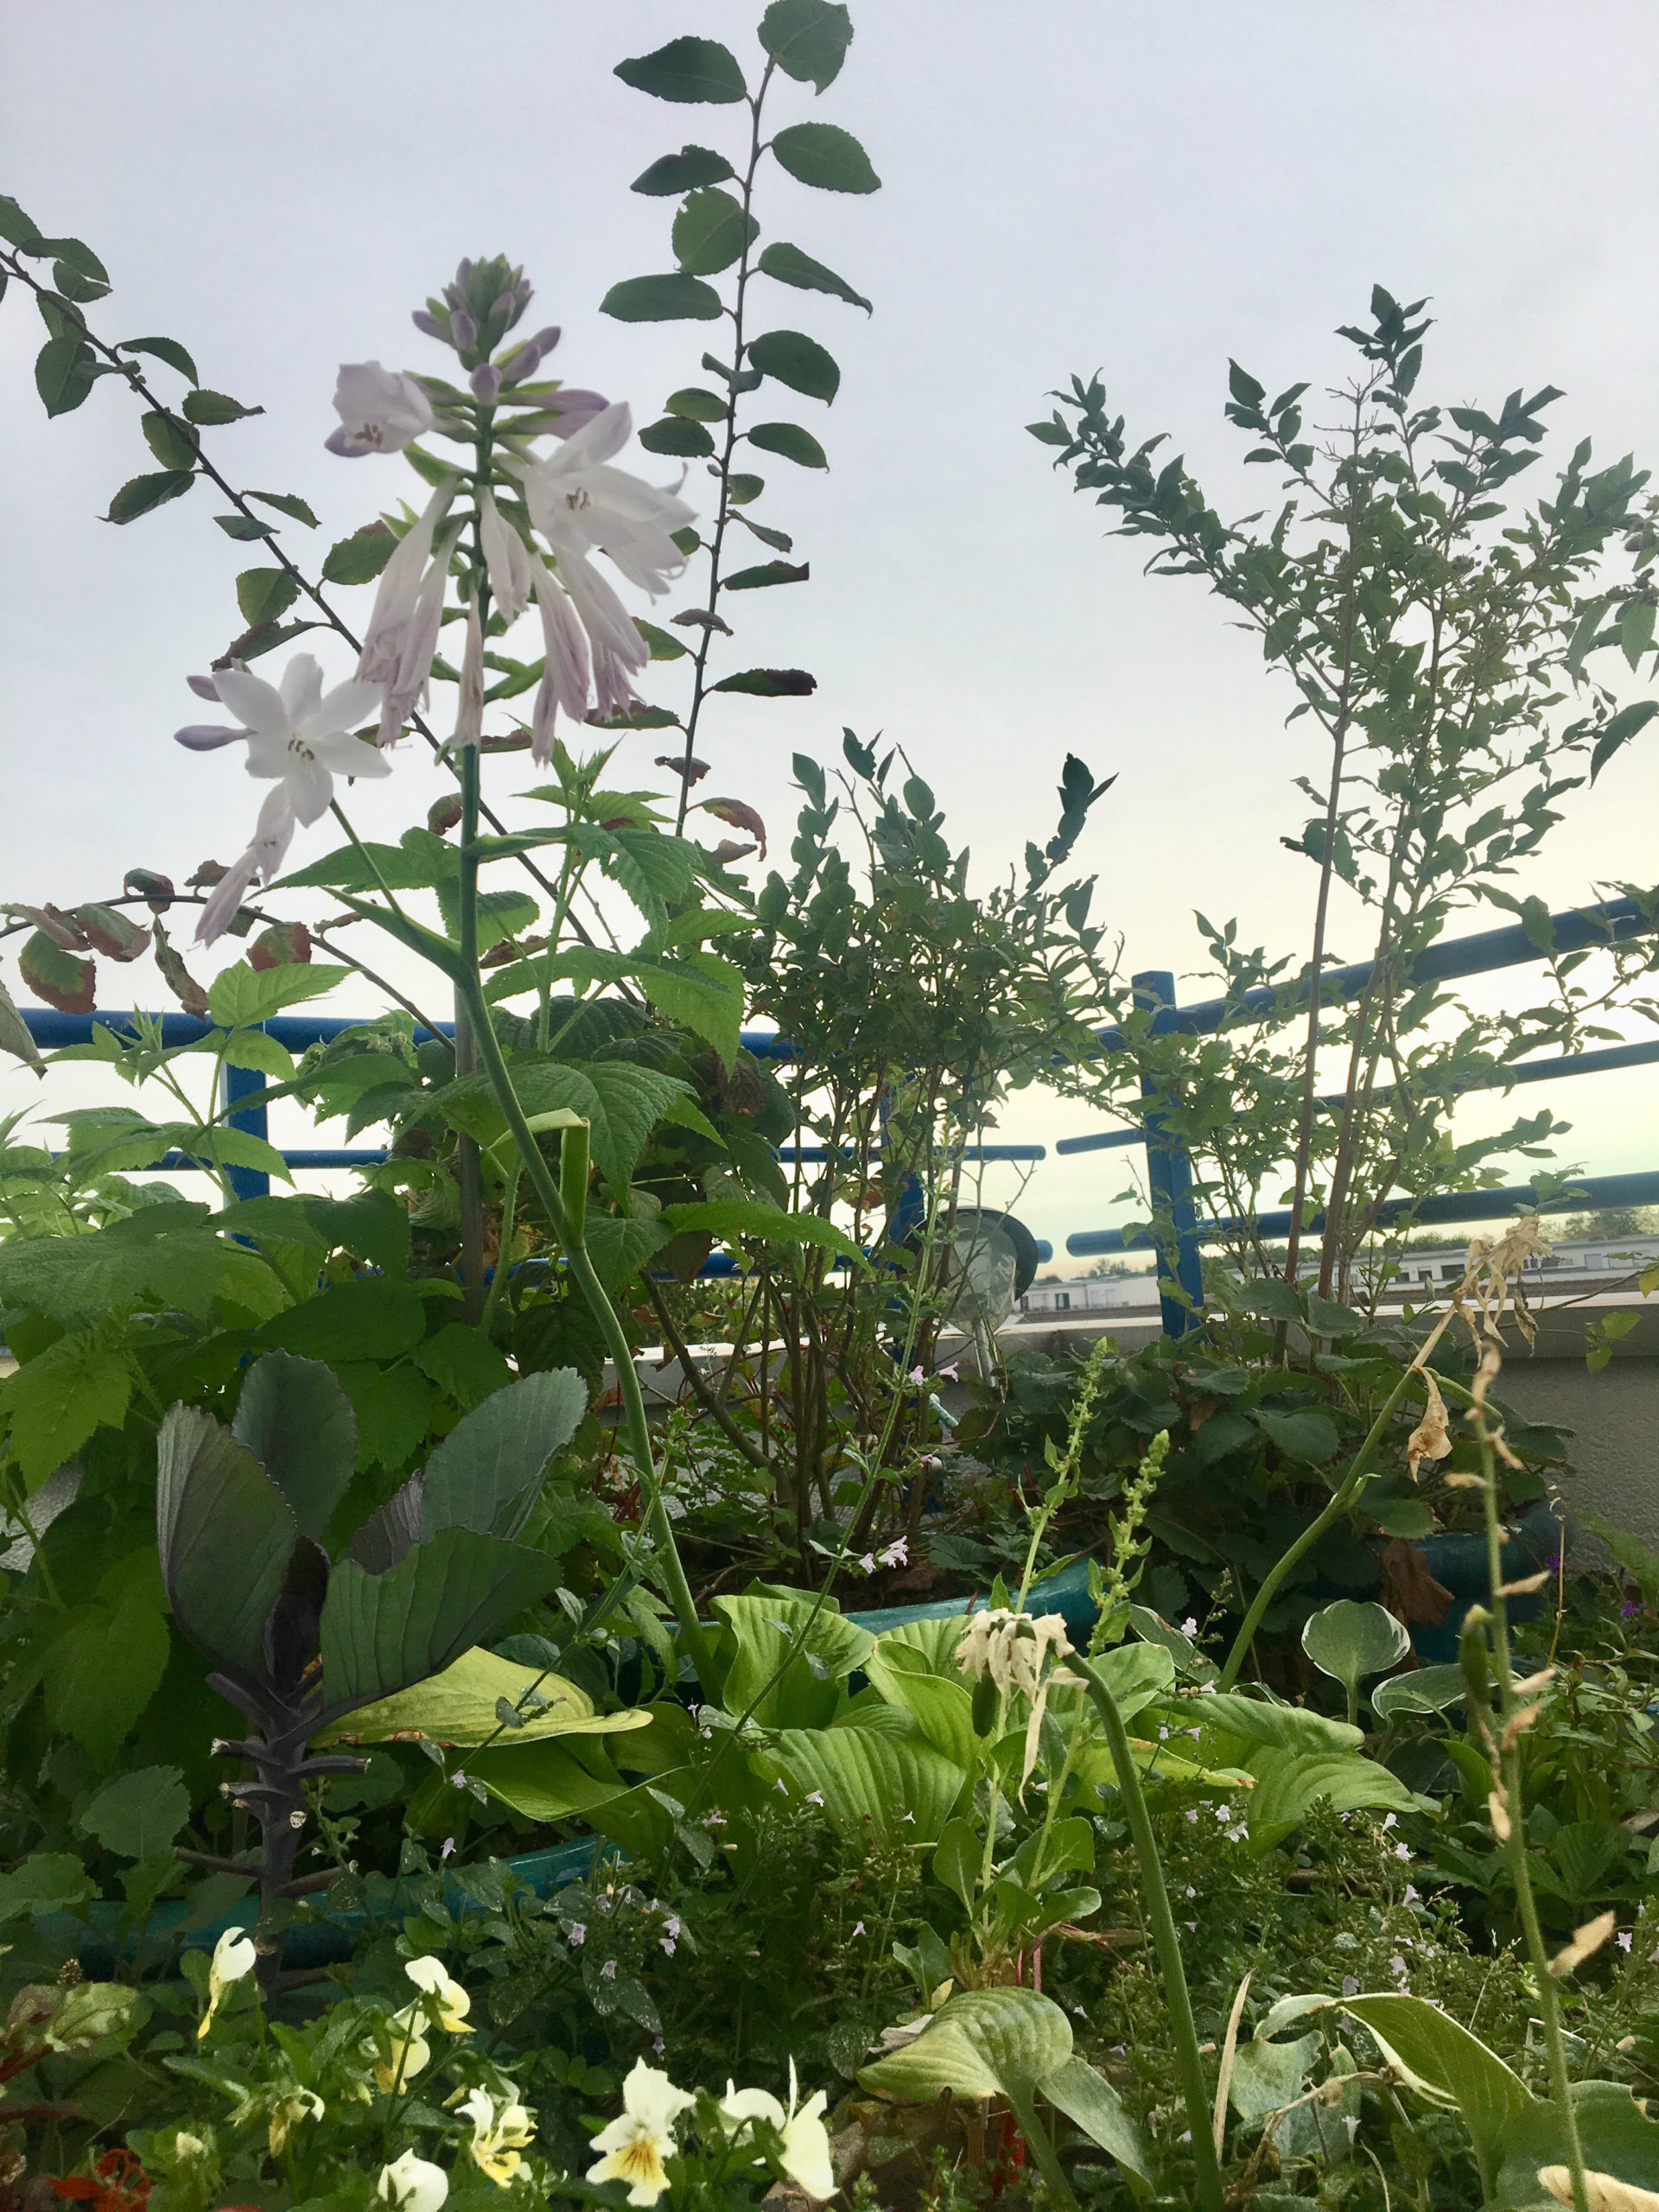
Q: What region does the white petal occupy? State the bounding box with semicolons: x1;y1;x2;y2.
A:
309;677;385;739
558;548;646;665
213;668;290;740
556;397;632;472
721;2086;786;2129
279;652;324;726
284;753;336;826
312;729;393;778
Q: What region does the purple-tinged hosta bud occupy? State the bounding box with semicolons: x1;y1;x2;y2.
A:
175;723;244;750
525;325;561;359
515;278;533;307
489;290;516;324
187;672;219;701
470;364;502;404
411;308;447;341
454;257;474;286
450;310;477;353
442;283;462;311
548;389;609;439
498;341;545;388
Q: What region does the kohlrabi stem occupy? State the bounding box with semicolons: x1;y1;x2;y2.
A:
451;952;715;1696
1076;1655;1224;2212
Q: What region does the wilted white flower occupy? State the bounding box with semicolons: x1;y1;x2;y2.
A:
457;2084;535;2186
956;1608;1081;1789
587;2057;696;2206
354;478;461;746
720;2059;836;2200
404;1955;472;2035
377;2149;448;2212
479;486;533;624
267;2086;324;2156
198;1926;256;2038
327;362;435;457
372;2004;432;2094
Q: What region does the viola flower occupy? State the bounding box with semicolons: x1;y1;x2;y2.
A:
720;2060;836;2201
372;2004;432;2093
377;2151;448;2212
198;1925;255;2038
266;2086;324;2157
587;2057;695;2207
327;362;435;457
457;2086;535;2186
404;1955;473;2035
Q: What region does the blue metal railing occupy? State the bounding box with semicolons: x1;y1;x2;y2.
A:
15;890;1658;1333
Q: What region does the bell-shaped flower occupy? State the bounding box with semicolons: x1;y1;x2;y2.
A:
721;2061;835;2200
355;480;459;746
327;362;435;457
404;1954;473;2035
457;2085;535;2187
478;487;532;624
197;1926;256;2039
518;401;694;599
528;557;591;766
377;2150;448;2212
587;2057;695;2207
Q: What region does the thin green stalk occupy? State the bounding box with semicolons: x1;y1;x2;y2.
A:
1076;1654;1225;2212
1468;1380;1591;2212
453;969;714;1695
479;1160;521;1333
1218;1313;1455;1689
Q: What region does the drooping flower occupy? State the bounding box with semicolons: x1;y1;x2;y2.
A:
198;1926;256;2038
457;2085;536;2186
175;654;386;943
354;480;461;746
267;2086;324;2156
586;2057;695;2207
376;2150;448;2212
327;362;435;457
478;487;532;623
956;1609;1082;1789
453;602;485;749
372;2004;432;2094
720;2060;836;2200
528;557;593;765
404;1955;473;2035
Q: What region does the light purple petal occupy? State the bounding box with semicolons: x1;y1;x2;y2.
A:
174;723;246;751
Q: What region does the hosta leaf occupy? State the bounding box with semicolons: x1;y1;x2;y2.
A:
766;1722;967;1847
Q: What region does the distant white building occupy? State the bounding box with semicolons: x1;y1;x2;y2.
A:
1017;1233;1658;1319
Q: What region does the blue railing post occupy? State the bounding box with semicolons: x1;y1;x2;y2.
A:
220;1053;271;1203
1132;970;1205;1339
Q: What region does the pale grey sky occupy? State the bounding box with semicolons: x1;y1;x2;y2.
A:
3;1;1657;1253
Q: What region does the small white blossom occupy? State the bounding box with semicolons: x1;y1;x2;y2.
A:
198;1926;256;2038
327;362;435;457
377;2149;448;2212
587;2058;695;2207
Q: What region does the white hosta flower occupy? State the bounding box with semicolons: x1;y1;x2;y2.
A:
354;478;461;745
479;486;533;623
528;557;590;765
372;2003;432;2094
721;2060;836;2201
587;2056;695;2207
377;2149;448;2212
176;653;386;944
956;1609;1081;1790
327;361;435;457
457;2084;536;2186
404;1954;473;2035
516;401;695;734
198;1926;256;2038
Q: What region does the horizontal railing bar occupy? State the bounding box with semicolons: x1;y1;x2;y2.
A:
1065;1168;1659;1256
1087;895;1656;1052
19;1007;796;1058
1055;1037;1659;1154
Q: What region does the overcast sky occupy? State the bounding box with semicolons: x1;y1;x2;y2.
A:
3;0;1657;1256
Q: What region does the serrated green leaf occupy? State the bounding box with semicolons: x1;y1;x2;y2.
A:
632;144;737;195
156;1403;297;1679
246;487;319;528
661;1197;861;1265
615;35;747;103
141;409;198;469
639;416;716;458
757;240;871;312
182;387;261;425
635;618;690;660
601;273;724;324
235;566;301;626
759;0;854;90
321;522;398;585
747;420;828;468
105;468;195;524
3;1329;133;1489
747;327;840;402
672;186;757;276
35;333;97;416
117;334;200;382
770;120;880;194
232;1350;358;1542
255;1275;427;1363
207;959;349;1029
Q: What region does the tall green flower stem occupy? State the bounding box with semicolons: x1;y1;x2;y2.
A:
453;746;715;1696
1075;1654;1224;2212
1465;1363;1591;2212
1218;1306;1459;1690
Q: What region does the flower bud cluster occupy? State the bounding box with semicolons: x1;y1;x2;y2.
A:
414;254;536;372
